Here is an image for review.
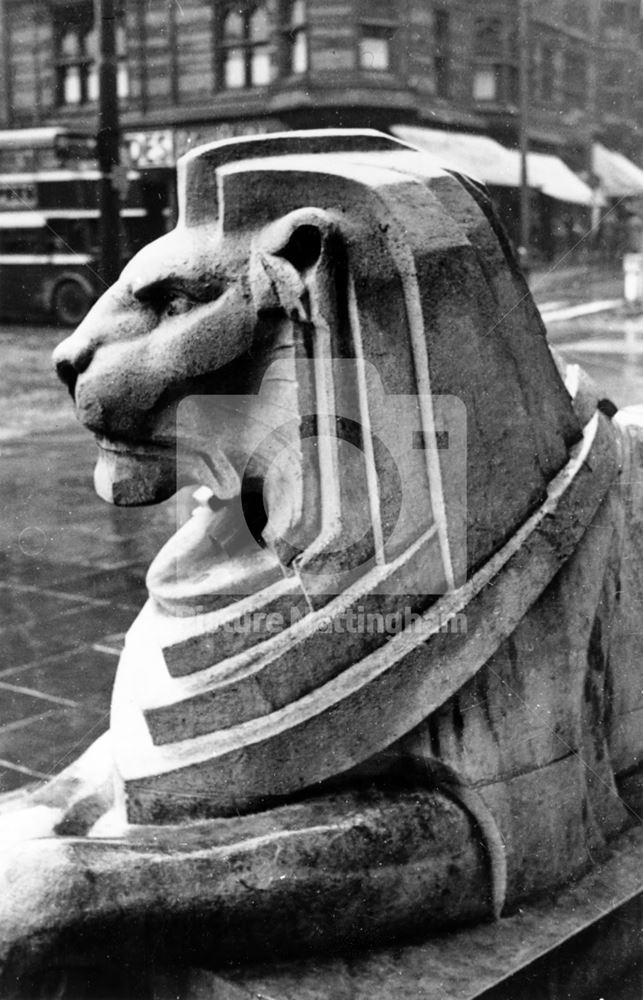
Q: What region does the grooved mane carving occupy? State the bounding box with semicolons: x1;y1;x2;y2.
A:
54;129;585;821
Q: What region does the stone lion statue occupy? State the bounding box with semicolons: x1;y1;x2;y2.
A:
1;130;641;996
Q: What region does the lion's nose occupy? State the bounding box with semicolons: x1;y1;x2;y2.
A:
53;339;94;399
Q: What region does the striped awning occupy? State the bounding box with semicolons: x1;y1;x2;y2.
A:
593;143;643;198
392;125;520;187
527;152;601;207
392;125;598;206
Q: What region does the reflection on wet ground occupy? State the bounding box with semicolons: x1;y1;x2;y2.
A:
0;425;178;791
547;310;643;409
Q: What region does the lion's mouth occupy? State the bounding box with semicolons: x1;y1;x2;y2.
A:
93;435;298;612
93;434;243;507
146;482;292;615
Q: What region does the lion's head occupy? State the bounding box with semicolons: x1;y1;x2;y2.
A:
54;129;579;607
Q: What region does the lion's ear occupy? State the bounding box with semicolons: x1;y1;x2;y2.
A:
250;210;332;317
249;249;307;318
276;224;323;273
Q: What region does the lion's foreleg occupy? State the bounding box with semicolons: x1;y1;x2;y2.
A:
0;731;120;848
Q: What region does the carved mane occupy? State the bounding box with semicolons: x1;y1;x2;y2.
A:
91;131;585;823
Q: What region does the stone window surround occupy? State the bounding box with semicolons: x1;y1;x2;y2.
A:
471;15;518;106
434;7;451;99
357;5;399;75
52;0;128;109
218;1;274;90
281;0;308;77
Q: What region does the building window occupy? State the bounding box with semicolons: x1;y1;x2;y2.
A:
538;44;557;104
603;62;628;113
55;5;94;106
602;1;632;29
473;17;503;58
116;25;129;99
473;68;497;102
221;3;273;89
602;0;636;40
566;0;589;30
563;50;586;110
358;1;398;73
283;0;307;75
434;9;450;99
54;4;129;107
359;28;391;71
472;16;517;104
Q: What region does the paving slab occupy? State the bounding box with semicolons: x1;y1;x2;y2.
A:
0;704;110;791
3;646;120;712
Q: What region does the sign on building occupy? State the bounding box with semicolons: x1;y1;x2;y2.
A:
124;130;175;169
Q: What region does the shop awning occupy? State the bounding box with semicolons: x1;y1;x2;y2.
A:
392;125;519;187
592;143;643;198
525;152;599;206
392;125;598;206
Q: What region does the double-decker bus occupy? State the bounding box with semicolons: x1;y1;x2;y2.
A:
0;127;167;325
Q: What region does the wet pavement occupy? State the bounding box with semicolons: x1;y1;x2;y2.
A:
1;263;643;795
529;260;623;310
532;263;643;408
0;427;176;792
547;311;643;409
0;325;177;792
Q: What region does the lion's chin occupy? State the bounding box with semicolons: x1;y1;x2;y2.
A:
94;444;179;506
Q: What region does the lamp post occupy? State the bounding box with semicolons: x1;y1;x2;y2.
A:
518;0;530;272
95;0;121;287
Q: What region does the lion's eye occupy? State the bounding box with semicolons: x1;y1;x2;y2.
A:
132;278;197;318
163;293;194;317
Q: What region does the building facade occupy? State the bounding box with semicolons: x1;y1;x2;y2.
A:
0;0;641;259
0;1;640;160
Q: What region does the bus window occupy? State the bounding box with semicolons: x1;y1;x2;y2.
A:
68;220;94;254
47;216;139;259
46;232;68;253
123;216;150;255
0;227;47;254
45;218;97;255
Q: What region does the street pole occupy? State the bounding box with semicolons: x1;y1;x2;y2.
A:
518;0;530;272
95;0;121;287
